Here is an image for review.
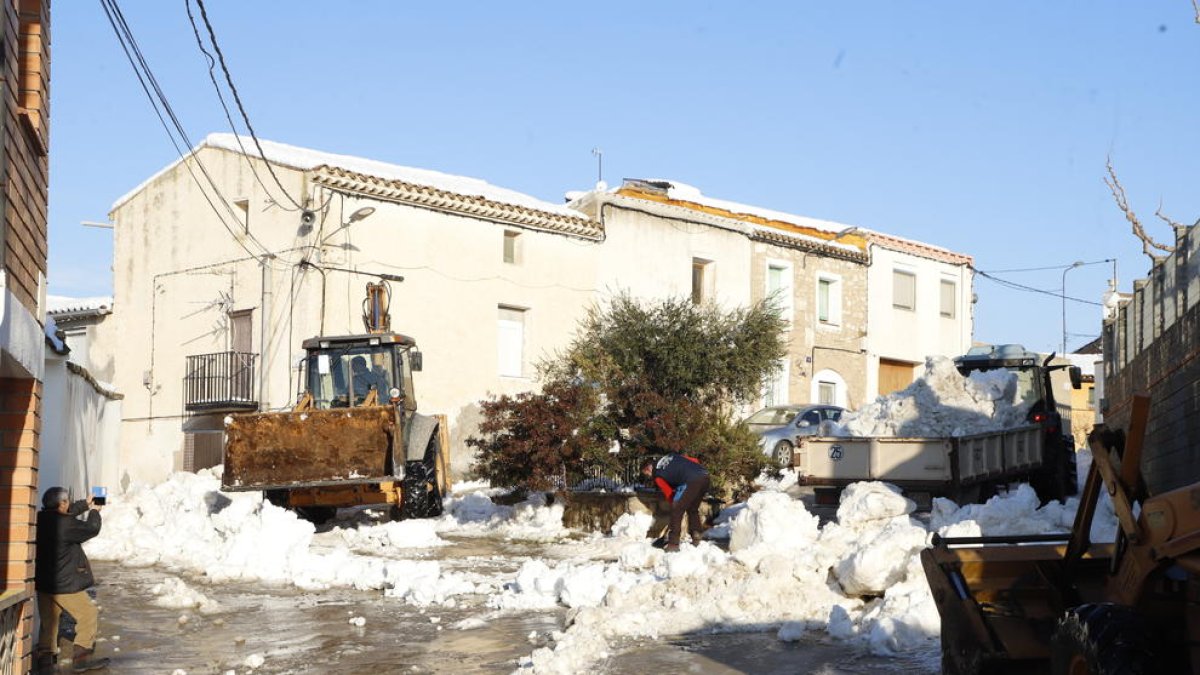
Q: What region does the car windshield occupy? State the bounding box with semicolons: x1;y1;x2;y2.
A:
746;407;801;425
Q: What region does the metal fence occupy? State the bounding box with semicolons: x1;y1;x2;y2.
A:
184;351;258;411
570;454;657;491
0;591;27;675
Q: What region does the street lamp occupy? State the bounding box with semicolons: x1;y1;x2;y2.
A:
1061;261;1083;355
1061;258;1116;355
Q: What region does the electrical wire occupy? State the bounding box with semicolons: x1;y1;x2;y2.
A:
193;0;307;211
98;0;271;259
974;270;1103;306
183;0;299;212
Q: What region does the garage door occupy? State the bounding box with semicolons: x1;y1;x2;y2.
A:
878;359;916;396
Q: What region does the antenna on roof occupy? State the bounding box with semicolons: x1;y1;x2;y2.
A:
591;147;605;190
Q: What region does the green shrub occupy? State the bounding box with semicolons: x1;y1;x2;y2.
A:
469;293;786;493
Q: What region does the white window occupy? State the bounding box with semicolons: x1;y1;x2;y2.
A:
503;230;521;264
811;369;848;408
766;260;793;323
940;279;956;318
692;258;714;304
497;306;526;377
816;273;842;326
893;269;916;310
763;359;789;407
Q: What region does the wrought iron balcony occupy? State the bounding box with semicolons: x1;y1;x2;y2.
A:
184;351;258;412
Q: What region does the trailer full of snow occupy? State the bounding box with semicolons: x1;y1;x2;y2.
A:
791;347;1080;504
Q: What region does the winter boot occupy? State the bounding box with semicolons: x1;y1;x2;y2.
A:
71;646;108;672
690;532;704;546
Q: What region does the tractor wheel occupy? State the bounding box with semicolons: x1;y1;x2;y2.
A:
1050;603;1156;675
399;460;443;519
772;440;795;468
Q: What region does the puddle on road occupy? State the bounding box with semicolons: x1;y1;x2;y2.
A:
89;559;563;674
607;632;939;675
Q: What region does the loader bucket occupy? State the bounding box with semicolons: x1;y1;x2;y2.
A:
222;406;399;491
921;534;1114;673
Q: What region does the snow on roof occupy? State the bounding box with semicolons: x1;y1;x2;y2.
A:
1065;353;1099;377
859;229;973;266
612;180;864;255
658;180;858;237
44;314;66;354
47;295;113;316
112;134;579;219
618;180;968;263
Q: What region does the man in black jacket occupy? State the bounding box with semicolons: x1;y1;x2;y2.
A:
35;487;108;672
642;453;711;552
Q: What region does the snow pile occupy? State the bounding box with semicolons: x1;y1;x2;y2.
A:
931;483;1118;544
85;469;558;604
728;490;820;568
337;519;448;551
516;482;931;674
437;489;568;541
149;576;221;614
831;356;1030;437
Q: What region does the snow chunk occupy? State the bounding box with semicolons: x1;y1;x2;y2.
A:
831;356;1030;437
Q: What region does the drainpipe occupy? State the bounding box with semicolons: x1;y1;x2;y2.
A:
259;256;274;411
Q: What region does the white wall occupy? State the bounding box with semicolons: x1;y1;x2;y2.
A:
865;245;973;398
39;353;122;499
109;148;603;482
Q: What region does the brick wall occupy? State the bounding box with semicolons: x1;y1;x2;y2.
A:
2;0;50;316
0;1;50;671
1103;297;1200;496
0;378;39;672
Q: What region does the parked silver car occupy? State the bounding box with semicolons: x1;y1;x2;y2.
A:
745;404;846;466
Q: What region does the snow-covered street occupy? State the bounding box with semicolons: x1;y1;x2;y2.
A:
75;459;1115;674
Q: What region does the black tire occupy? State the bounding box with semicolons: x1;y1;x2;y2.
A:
772;440;794;467
1051;603;1156;675
400;460;443;519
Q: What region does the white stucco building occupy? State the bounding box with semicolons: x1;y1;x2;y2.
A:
100;135;973;486
862;232;974;397
104;135;608;484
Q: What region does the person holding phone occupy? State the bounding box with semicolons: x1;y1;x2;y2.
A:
34;487;109;672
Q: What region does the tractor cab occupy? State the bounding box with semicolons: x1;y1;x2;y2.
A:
953;343;1081;414
300;333;422;411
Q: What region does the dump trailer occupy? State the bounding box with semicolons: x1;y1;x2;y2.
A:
222;283;449;522
792;345;1081;504
793;424;1044;505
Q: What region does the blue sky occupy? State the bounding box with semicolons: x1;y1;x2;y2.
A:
50;1;1200;353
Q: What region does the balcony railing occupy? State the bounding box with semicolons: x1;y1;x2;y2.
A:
184;351;258;412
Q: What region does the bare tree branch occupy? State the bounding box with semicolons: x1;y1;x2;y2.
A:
1155;199;1187;231
1104;157;1174;258
1193;0;1199;24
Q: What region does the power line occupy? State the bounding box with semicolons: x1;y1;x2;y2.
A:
192;0;306;211
980;259;1115;274
98;0;271;259
183;0;299;212
974;270;1103;306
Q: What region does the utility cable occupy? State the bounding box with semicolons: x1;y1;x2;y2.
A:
99;0;270;259
193;0;307;211
974;270;1102;306
183;0;299;212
